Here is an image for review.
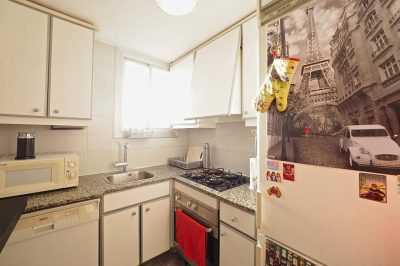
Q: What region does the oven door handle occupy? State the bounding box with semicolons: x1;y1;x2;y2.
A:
174;208;213;233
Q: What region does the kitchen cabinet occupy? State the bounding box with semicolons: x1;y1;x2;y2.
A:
188;27;241;119
242;17;259;120
102;181;171;265
0;0;94;125
220;202;256;266
220;223;255;266
49;17;93;119
141;197;171;262
0;0;49;117
103;205;140;266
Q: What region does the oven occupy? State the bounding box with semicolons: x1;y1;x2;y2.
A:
174;189;219;266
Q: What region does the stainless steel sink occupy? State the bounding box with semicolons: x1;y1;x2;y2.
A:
104;171;154;184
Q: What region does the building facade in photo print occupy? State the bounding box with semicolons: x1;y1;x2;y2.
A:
265;0;400;175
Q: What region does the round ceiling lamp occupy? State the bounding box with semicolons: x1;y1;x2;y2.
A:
155;0;198;16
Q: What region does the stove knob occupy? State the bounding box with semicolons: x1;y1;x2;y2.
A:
191;204;198;210
175;195;181;201
186;201;192;207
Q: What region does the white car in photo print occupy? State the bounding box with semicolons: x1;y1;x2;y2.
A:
339;125;400;169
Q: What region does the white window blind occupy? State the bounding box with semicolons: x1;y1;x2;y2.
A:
122;59;150;129
120;57;190;134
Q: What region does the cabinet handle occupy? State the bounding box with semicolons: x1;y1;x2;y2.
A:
231;217;237;222
33;108;40;113
54;109;60;114
221;232;226;237
145;208;150;212
132;212;136;216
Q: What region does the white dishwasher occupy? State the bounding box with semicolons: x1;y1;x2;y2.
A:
0;199;99;266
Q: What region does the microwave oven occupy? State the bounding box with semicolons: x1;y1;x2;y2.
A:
0;154;79;198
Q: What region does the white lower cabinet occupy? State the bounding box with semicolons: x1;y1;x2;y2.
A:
142;197;171;262
103;205;140;266
102;182;171;266
220;223;255;266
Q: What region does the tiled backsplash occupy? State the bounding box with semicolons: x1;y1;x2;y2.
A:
187;122;256;176
0;42;255;176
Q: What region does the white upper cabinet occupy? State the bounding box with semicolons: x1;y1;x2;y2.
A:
188;27;241;119
49;17;93;119
242;17;259;119
0;0;49;117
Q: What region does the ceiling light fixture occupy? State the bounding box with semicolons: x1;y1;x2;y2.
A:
155;0;198;16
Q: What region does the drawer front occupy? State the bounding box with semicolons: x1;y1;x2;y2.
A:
220;202;255;238
174;182;217;209
103;181;170;212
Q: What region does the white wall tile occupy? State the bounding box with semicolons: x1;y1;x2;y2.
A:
186;122;255;175
62;134;87;153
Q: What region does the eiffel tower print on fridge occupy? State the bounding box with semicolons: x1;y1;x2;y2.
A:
260;0;400;176
256;0;400;265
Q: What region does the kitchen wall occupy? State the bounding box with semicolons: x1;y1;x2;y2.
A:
0;42;188;175
186;122;256;176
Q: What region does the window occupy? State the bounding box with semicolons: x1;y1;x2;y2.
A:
380;56;400;80
120;58;188;134
345;129;350;138
353;72;361;85
121;59;150;130
351;129;388;137
365;11;378;32
389;0;400;17
360;0;370;10
372;30;390;52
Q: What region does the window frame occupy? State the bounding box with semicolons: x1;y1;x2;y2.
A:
380;56;400;80
113;48;178;139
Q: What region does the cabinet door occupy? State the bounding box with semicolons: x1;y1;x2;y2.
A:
242;17;259;119
0;0;48;117
142;197;171;262
49;17;93;119
189;27;241;119
220;223;255;266
103;206;140;266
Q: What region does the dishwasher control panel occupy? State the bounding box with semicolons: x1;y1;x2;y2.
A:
6;200;99;245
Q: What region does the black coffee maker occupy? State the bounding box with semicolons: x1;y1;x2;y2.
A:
15;132;36;160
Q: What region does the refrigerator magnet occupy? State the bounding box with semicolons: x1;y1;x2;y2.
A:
267;160;280;171
283;163;295;181
359;173;387;203
266;171;282;182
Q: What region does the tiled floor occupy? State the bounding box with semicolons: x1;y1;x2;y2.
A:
141;251;188;266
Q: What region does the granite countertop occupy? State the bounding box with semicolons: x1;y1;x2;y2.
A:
25;165;256;214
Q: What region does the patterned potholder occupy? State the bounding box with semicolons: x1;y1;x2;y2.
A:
254;57;300;113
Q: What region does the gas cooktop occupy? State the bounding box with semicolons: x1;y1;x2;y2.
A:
180;168;249;192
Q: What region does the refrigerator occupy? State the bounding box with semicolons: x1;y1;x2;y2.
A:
256;0;400;265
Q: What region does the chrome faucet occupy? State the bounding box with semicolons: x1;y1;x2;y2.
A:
115;143;130;172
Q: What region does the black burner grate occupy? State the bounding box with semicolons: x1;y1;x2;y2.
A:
180;168;249;192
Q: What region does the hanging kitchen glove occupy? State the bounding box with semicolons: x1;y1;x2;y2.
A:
254;57;300;113
273;57;300;112
254;64;281;113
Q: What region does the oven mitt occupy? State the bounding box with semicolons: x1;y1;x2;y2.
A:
273;57;300;112
254;57;300;113
254;63;281;113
